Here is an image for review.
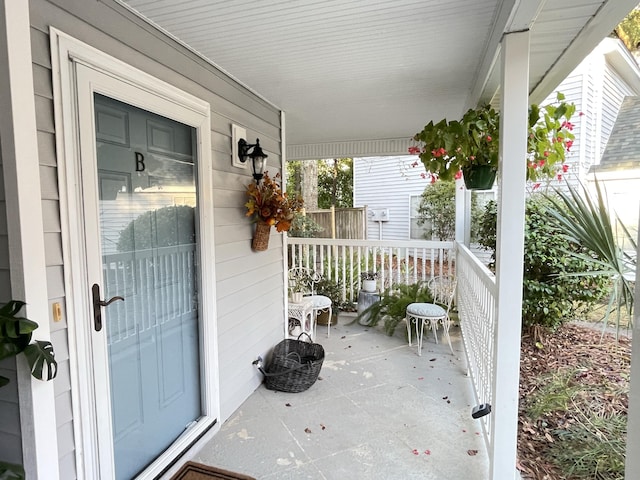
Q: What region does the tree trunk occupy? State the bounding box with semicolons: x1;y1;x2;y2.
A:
301;160;318;211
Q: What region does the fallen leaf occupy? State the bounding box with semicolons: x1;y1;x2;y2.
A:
418;377;424;380
321;424;326;430
304;428;312;434
285;403;291;407
424;449;431;455
412;449;419;455
442;396;448;400
430;358;436;362
341;336;346;339
467;449;478;456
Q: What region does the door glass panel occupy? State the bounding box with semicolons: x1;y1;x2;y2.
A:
95;94;201;480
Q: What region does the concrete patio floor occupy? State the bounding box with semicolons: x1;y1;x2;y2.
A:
193;314;490;479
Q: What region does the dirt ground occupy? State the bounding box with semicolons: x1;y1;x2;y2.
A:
517;323;631;479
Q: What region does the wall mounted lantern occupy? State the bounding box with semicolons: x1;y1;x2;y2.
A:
238;138;268;183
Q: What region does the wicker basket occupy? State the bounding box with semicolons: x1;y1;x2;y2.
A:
252;221;271;251
259;333;324;393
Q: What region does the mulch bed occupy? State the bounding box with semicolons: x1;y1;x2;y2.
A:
517;323;631;479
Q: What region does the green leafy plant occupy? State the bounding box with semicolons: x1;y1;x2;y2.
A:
0;300;57;387
360;271;379;281
476;197;609;330
355;282;434;335
117;205;195;252
316;276;344;308
416;180;484;241
545;180;636;332
0;461;25;479
288;212;324;238
410;93;575;182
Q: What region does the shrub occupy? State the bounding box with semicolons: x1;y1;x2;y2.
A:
117;205;194;252
476;197;609;330
416;180;484;241
288;212;324;237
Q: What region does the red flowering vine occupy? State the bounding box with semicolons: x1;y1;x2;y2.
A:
409;92;576;184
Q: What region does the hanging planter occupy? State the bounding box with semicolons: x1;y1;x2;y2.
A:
245;172;303;253
410;93;577;184
462;164;497;190
252;221;271;251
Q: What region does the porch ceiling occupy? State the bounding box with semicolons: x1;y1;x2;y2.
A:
120;0;637;157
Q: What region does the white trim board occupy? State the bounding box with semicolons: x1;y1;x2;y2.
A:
50;28;220;479
0;2;59;477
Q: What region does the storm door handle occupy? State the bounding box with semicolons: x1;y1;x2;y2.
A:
92;283;124;332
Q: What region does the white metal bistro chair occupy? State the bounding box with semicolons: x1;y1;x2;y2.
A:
288;267;333;338
405;276;456;355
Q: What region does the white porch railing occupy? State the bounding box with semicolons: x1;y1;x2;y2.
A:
289;237;499;459
102;244;197;344
456;242;497;451
287;238;454;302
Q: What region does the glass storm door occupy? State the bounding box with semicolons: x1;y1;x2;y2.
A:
94;93;201;479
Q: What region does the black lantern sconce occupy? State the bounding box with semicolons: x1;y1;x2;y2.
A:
238;138;268;183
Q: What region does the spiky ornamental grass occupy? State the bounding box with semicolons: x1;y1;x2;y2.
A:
545;180;636;335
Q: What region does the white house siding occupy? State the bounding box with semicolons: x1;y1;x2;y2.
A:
353;156;430;240
25;0;286;477
0;136;22;466
536;40;637;186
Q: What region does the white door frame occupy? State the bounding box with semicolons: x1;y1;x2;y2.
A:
50;28;220;479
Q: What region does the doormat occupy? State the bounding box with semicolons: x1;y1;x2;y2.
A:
170;461;256;480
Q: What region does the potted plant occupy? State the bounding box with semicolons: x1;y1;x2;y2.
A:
288;270;311;303
410;93;576;189
0;300;58;388
355;282;434;335
315;276;343;326
360;271;379;293
245;172;303;251
0;300;58;479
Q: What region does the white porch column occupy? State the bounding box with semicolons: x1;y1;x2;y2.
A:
454;179;472;246
625;209;640;478
0;1;59;478
491;30;529;480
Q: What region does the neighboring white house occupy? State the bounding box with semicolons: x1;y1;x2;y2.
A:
354;37;640;241
589;94;640;246
353;156;431;240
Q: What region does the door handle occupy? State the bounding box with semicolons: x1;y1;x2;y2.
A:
92;283;124;332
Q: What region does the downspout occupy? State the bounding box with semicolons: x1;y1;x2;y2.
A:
281;110;289;337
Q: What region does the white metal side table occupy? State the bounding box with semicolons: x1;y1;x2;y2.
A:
287;299;315;339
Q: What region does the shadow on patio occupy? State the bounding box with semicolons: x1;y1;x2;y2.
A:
194;314;489;479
